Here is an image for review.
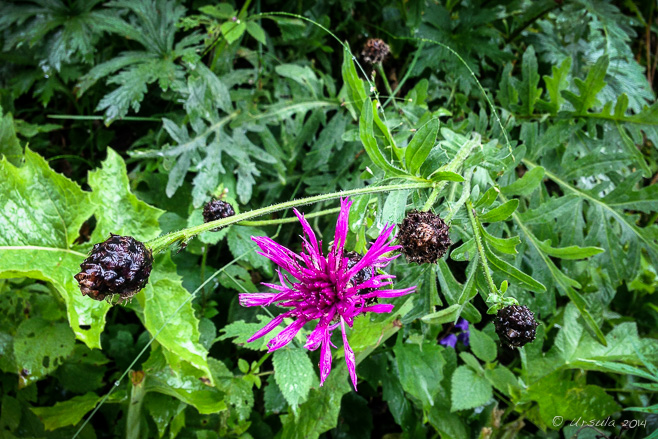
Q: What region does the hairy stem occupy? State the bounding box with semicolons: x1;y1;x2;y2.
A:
147;182;433;253
466;199;499;301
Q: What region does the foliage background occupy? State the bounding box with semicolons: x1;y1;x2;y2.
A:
0;0;657;438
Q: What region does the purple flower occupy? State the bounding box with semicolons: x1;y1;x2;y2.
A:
439;333;458;348
239;198;415;389
439;318;470;349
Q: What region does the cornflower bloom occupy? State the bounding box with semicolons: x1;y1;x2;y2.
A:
239;198;415;390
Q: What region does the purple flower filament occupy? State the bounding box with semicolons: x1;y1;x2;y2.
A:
239;198;415;390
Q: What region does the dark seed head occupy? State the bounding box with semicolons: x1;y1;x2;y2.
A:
397;210;451;264
344;251;377;306
361;38;390;64
75;234;153;302
494;305;539;348
203;199;235;231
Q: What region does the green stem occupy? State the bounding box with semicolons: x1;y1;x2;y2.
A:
376;63;398;110
126;373;146;439
466;199;499;300
239;198;378;226
146;182;433;253
422;134;480;211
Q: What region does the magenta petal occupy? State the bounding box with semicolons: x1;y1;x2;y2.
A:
341;319;357;390
319;330;333;386
247;313;288;342
239;292;281;307
267;318;307;351
361;303;395;313
367;286;416;298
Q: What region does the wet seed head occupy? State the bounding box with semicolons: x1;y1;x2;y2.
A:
494;305;539;348
361;38;390;64
203;199;236;231
75;234;153;302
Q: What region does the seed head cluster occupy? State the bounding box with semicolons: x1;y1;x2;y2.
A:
203;199;236;231
494;305;539;348
361;38;390;64
75;234;153;302
397;210;451;264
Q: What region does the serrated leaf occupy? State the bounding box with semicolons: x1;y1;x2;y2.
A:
405;119;439;175
513;46;542;115
13;318;75;388
218;316;283;351
562;55;609;114
141;255;213;383
537;57;571;114
30;392;100;431
88;148;163;242
393;341;444;409
273;348;316;410
0;148;109;348
469;328;497;363
227;225;273;276
450;366;492;412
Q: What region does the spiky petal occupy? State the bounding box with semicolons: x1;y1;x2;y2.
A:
240;198;415;389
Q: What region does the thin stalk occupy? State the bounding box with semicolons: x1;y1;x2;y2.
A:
466;199;499;299
376;63;398;110
47;115;161;122
444;168;473;222
422;134;480;211
383;42;424;109
147;182;433;253
126;372;146;439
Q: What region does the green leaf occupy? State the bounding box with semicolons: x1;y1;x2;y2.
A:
469;328;497;363
273;348;317;410
420;304;461;325
88;148;163;242
394;341;444;409
227;225;273;276
141;255;213;383
500;166;544;197
221;20;246;44
0;148;109;348
450;366;493;412
405;119;439;175
484;246;546;293
30;392;100;431
359;101;405;176
246;21;266;44
537;57;571;114
513;46;542;115
535;239;604;260
562;55;609;114
144;394;185;439
218;316;284;351
210;358;254;421
380;190;409;226
0;108;22;165
479;199;518;223
13;318;76;388
341;46;368;115
144;347;225;415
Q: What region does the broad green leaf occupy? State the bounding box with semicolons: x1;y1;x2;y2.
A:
450;366;492;412
144;394;185;439
88;148;163;242
140;255;213;383
0;148;109;348
200;3;235;18
479;199;518;223
210;358;254;421
13;318;75;388
405;119;439;175
394;341;444;409
227;225;273;276
273;348;317;410
484;366;520;397
469;328;497;363
359;101;405;176
380;190;408;226
0;108;22;165
30;392;100;431
428;171;465;182
220;20;246;44
280;364;351;439
246;21;266;44
144;347;225;415
500;166;544;197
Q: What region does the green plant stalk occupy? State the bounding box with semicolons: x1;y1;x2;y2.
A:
376;63;398;110
239;198;378;226
422;134;480;211
466;199;500;304
146;182;433;253
126;374;147;439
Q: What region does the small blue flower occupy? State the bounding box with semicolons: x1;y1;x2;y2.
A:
439;333;458;348
439;318;470;349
